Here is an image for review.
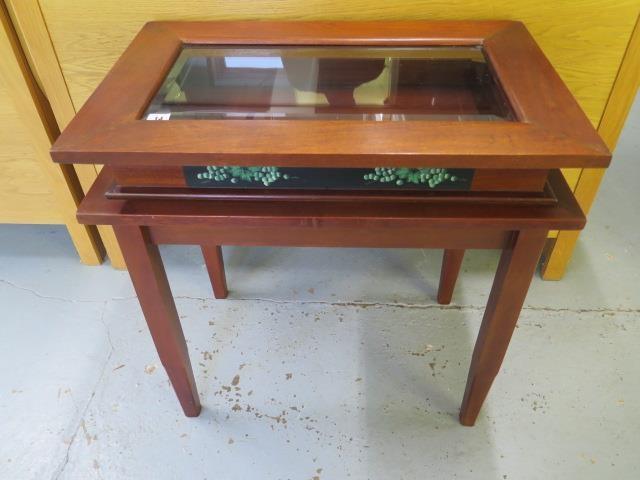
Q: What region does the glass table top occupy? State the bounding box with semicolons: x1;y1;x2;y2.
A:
145;45;515;121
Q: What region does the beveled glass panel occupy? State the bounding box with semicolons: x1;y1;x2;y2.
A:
145;45;515;121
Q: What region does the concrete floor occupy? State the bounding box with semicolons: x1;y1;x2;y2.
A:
1;98;639;480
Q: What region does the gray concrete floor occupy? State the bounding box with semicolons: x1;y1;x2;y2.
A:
1;97;639;480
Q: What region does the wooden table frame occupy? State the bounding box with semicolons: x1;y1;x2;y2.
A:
52;20;607;426
50;21;609;169
78;169;584;426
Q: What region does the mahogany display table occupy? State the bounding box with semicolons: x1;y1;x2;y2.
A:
51;21;610;426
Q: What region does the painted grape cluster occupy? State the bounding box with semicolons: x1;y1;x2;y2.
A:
363;167;457;188
196;166;289;186
195;166;461;189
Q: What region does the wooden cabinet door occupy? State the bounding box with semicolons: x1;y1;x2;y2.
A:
0;1;103;264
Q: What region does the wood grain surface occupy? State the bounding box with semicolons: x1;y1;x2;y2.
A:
541;13;640;279
5;0;98;192
80;166;583;423
0;78;59;223
38;0;638;188
38;0;639;126
0;0;103;262
5;0;126;267
49;21;610;171
11;1;637;275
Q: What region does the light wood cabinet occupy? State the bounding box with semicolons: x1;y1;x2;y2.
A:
0;2;104;264
0;79;57;224
3;0;639;276
0;0;124;267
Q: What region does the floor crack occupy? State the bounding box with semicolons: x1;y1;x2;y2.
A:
0;278;92;303
173;295;640;315
0;278;137;303
3;276;637;316
50;301;114;480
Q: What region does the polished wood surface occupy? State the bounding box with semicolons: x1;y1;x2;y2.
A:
80;170;584;232
38;1;639;128
114;225;201;416
459;229;547;426
107;186;558;207
15;1;635;275
59;21;599;425
202;245;229;299
79;168;584;425
437;249;465;305
51;21;609;169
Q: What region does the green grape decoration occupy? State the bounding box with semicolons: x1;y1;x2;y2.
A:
197;166;290;186
363;167;458;188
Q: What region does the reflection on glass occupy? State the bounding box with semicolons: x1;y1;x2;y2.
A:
145;46;515;121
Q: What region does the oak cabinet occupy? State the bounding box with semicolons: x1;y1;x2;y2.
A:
3;0;639;276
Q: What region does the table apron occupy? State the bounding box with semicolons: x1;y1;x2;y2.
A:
147;224;526;249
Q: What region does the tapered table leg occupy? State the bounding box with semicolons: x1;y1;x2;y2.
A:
459;230;547;426
202;245;228;299
437;249;465;305
114;226;201;417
